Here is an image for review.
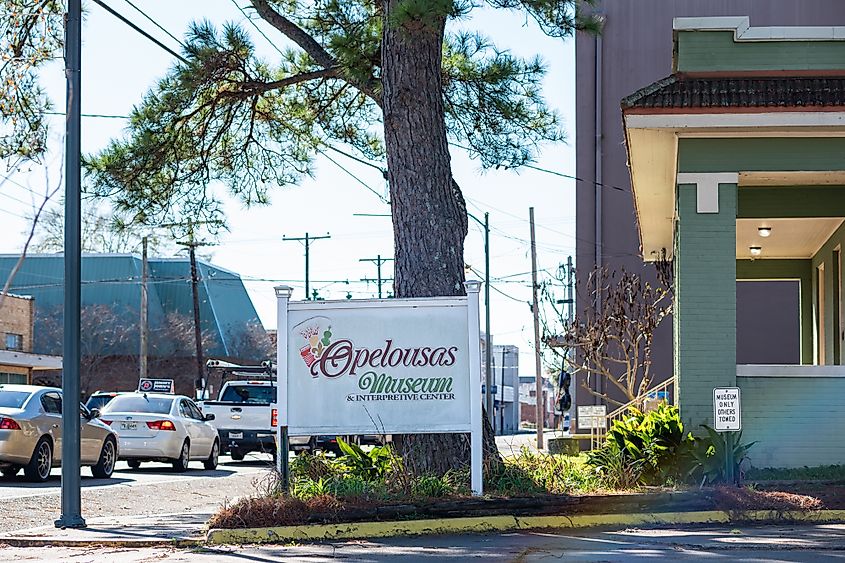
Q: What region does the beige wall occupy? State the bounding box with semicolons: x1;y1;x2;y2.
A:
0;294;34;353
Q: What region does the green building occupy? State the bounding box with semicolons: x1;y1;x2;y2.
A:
623;17;845;468
0;253;268;395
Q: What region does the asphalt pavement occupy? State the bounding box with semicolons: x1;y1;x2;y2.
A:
0;454;272;533
0;454;268;501
4;523;845;561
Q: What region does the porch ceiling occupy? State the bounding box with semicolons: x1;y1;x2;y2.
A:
736;217;844;259
624;115;845;261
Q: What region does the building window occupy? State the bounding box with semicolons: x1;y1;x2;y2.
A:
0;372;27;384
4;333;23;351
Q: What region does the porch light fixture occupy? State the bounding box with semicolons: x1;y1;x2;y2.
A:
749;246;762;257
757;227;772;237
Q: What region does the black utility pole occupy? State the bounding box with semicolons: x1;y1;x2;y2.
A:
360;255;394;298
467;211;492;427
177;223;213;388
283;232;330;300
57;0;85;529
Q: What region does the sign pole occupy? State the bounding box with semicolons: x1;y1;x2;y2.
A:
465;280;483;496
275;286;292;493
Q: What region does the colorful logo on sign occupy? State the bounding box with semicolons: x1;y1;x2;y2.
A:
293;317;333;377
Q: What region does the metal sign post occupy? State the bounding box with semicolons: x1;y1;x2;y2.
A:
713;387;741;484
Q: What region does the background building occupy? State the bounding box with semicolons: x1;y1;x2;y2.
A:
574;0;845;418
491;344;519;435
0;254;269;395
0;293;61;384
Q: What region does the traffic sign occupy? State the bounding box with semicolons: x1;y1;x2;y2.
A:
713;387;741;431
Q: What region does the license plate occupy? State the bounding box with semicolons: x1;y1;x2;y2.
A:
120;421;137;431
228;432;243;439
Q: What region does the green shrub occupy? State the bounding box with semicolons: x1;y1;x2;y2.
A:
690;425;756;486
412;474;458;498
587;404;695;486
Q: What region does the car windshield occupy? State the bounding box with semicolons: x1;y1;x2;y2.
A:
0;390;31;409
220;385;275;405
103;395;173;415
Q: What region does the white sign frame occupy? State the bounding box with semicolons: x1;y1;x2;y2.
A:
713;387;741;432
577;405;607;430
275;282;484;495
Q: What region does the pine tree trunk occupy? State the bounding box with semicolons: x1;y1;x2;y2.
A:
381;0;502;476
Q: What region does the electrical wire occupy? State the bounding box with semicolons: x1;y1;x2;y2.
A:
91;0;189;64
230;0;286;58
120;0;186;49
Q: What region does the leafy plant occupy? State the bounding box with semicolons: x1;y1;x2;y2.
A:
335;437;397;480
588;404;695;486
412;474;457;498
691;425;756;486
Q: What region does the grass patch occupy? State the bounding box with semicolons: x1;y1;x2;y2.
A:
746;465;845;482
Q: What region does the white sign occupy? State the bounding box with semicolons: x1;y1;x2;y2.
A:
577;405;607;429
276;283;484;495
713;387;741;431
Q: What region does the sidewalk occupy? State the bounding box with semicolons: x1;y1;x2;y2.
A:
495;429;567;457
0;511;209;547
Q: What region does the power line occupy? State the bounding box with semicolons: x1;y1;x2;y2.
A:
120;0;186;49
448;141;629;193
316;147;389;204
230;0;286;58
91;0;189;64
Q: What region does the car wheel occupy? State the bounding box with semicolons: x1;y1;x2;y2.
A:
172;440;190;472
1;467;20;479
127;460;142;470
203;440;219;470
91;437;117;478
230;450;245;462
24;437;52;483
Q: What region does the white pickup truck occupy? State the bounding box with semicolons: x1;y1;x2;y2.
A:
199;380;312;460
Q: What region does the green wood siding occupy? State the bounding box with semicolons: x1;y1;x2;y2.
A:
674;183;737;431
676;31;845;73
739;376;845;468
738;187;845;219
737;259;813;364
678;138;845;174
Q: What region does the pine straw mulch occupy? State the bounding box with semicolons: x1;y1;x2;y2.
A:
208;485;833;530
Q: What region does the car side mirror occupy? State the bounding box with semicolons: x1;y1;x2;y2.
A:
204;413;215;421
88;408;101;420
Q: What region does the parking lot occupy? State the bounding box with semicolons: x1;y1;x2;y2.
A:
0;454;273;532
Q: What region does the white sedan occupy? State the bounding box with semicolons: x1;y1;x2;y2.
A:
100;392;219;472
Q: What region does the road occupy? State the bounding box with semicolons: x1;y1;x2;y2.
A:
4;523;845;561
0;454;272;532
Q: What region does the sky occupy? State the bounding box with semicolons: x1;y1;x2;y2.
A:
0;1;578;377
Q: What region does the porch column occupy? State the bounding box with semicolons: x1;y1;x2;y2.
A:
674;173;738;431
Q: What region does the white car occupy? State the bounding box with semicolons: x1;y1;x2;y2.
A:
100;392;219;472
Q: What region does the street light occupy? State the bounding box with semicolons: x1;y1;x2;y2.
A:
467;211;492;428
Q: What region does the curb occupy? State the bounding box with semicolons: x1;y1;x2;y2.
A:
206;509;845;545
0;536;204;548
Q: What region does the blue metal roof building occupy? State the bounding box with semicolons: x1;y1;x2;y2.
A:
0;253;262;358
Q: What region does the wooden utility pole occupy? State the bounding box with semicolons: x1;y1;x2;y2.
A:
176;222;213;388
283;232;331;300
360;255;393;298
530;207;544;450
140;236;148;379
